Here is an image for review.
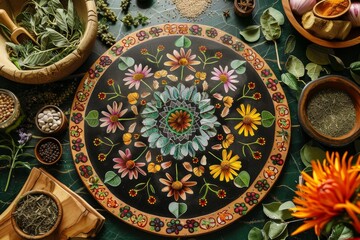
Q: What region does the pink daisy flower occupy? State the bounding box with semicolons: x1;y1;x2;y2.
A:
99;101;128;133
123;64;153;90
113;148;146;180
164;48;201;72
211;65;239;93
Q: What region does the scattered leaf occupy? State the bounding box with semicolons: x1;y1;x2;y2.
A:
300;141;326;167
260;9;281;41
284;35;296;54
279;201;295;211
118;56;135;71
85;110;99;127
239;25;261;42
306;63;323;80
268;7;285;25
262;202;293;221
104;171;121;187
175;35;191;48
230;60;247;74
281;72;300;91
268;222;288;239
248;227;264;240
168;202;187;218
261;110;275;128
328;54;345;71
234;171;250;188
306;44;334;65
285;55;305;78
328;224;354;240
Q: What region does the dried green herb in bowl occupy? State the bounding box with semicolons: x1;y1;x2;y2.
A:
4;0;83;70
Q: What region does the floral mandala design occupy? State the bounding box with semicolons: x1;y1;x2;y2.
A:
141;84;220;160
69;23;291;237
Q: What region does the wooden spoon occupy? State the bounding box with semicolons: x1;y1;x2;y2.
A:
0;9;38;45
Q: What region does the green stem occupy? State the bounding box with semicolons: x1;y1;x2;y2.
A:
208;151;223;162
118;117;137;121
4;147;20;192
210;82;223;93
225;117;243;121
273;40;282;71
134;147;148;162
141;79;153;91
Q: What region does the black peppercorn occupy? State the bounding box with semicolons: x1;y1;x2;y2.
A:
35;138;62;165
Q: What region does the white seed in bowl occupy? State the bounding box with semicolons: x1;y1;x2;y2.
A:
37;107;63;133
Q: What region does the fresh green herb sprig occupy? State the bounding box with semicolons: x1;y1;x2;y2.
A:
120;0;131;14
97;21;116;46
0;129;34;192
95;0;117;46
95;0;118;23
5;0;83;70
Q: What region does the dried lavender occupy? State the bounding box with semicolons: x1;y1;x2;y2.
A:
95;0;117;46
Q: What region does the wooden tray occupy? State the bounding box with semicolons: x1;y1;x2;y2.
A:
0;168;105;240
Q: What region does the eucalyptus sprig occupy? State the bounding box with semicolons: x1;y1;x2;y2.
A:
0;128;34;192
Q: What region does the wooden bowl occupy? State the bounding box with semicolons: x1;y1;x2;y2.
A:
298;75;360;147
0;89;21;130
11;190;63;239
282;0;360;48
35;105;68;135
234;0;255;17
0;0;97;84
313;0;351;19
35;137;63;165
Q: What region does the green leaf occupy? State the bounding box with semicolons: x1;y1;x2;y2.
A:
67;0;75;33
248;227;264;240
281;72;300;91
328;54;345;71
285;55;305;78
279;201;295;211
43;28;70;47
328;224;354;240
239;25;261;43
168;202;187;218
260;9;281;41
17;152;35;158
175;35;191;48
262;202;293;221
261;110;275;128
306;44;334;65
55;9;68;33
234;171;250;188
14;161;31;169
0;155;11;162
230;60;247;74
267;7;285;25
0;145;13;152
300;141;326;167
85;110;99;127
350;70;360;85
104;171;121;187
118;56;135;71
268;222;287;239
306;63;323;80
284;35;296;54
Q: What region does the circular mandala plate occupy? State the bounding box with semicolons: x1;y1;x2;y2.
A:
70;23;291;237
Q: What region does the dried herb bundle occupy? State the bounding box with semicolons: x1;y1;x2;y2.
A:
12;193;59;236
4;0;83;70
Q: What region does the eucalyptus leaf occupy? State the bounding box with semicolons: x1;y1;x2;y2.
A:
306;44;334;65
300;141;326;167
118;57;135;71
175;35;191;48
239;25;261;42
285;55;305;78
85;110;99;127
267;7;285;25
230;60;247;74
104;171;121;187
268;222;287;239
260;9;281;41
284;35;296;54
281;72;300;91
261;110;275;128
248;227;264;240
262;202;293;221
306;63;323;80
328;54;345;71
328;224;354;240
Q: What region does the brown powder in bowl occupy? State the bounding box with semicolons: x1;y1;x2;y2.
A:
172;0;212;18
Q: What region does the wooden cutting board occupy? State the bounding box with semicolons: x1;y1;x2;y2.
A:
0;168;105;240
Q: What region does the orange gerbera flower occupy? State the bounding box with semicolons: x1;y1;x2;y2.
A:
292;152;360;236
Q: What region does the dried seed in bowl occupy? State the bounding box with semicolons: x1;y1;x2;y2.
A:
38;141;61;163
0;92;15;123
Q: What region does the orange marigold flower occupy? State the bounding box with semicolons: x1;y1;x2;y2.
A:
291;152;360;236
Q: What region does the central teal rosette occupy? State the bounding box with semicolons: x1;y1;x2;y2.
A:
141;83;220;160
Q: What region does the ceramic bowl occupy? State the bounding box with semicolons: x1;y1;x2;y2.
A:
282;0;360;48
298;75;360;147
11;190;63;239
34;137;63;165
0;0;97;84
313;0;351;19
0;89;21;130
35;105;68;135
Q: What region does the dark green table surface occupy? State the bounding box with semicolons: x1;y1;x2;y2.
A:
1;0;359;239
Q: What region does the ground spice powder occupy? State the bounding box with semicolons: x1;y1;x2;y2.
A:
172;0;212;18
306;88;356;137
318;0;349;16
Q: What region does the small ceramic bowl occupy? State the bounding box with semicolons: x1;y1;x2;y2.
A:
0;89;21;130
11;190;63;239
234;0;255;17
35;105;68;135
35;137;63;165
313;0;351;19
298;75;360;147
